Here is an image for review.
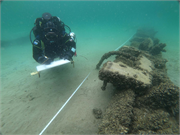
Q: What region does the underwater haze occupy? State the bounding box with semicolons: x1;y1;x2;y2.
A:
1;0;179;134
1;1;179;41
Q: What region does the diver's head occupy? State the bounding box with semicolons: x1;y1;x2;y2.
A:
42;12;52;21
43;21;59;41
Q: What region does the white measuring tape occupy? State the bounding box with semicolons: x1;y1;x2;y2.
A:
114;34;134;51
39;72;91;135
39;34;134;135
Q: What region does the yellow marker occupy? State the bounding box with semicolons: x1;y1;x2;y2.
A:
30;71;40;78
39;21;42;27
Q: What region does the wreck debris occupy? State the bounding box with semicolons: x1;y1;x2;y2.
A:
136;82;179;112
149;43;166;55
96;28;179;134
130;27;166;56
98;89;135;134
99;61;152;92
96;51;122;69
131;108;179;134
92;108;103;119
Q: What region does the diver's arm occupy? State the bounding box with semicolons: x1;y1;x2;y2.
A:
63;34;76;60
32;40;52;65
32;40;44;63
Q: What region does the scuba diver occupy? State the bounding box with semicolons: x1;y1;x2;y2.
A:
30;12;76;65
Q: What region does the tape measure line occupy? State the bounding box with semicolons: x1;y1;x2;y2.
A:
114;34;134;51
39;72;91;135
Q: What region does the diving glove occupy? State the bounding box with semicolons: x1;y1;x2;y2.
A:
63;54;72;61
38;56;52;65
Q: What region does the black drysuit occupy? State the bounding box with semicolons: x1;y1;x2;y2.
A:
32;33;76;64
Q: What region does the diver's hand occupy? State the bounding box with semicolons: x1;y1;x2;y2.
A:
38;56;52;65
63;54;72;61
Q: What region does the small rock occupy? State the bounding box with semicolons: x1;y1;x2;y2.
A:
93;108;102;119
